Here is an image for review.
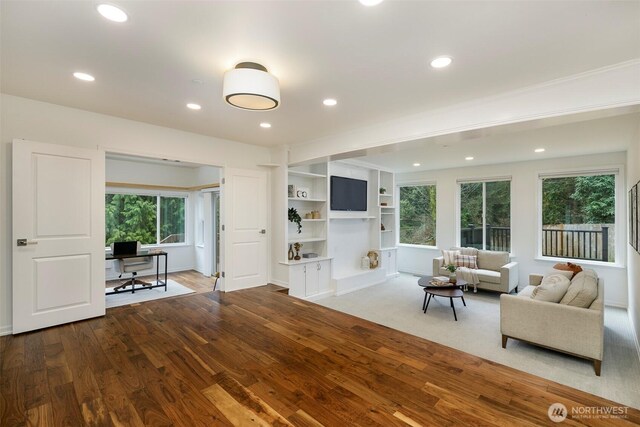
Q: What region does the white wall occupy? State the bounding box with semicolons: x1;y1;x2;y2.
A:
106;158;198;187
628;121;640;350
396;152;629;307
0;94;269;334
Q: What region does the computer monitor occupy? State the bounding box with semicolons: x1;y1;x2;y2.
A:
112;241;138;256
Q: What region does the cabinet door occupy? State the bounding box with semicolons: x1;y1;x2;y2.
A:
305;263;319;296
388;250;397;275
289;264;306;298
317;260;331;293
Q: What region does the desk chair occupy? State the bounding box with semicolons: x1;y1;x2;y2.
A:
110;242;154;292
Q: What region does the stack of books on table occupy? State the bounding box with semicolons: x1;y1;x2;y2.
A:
430;276;451;286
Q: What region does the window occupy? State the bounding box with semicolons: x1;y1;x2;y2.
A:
460;180;511;251
541;173;615;262
399;184;436;246
106;192;186;246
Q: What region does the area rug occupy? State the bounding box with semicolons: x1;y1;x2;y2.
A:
105;279;194;308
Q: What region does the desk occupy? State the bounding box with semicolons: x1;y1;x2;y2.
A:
105;250;168;295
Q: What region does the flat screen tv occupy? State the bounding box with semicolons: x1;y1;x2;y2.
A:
330;176;367;211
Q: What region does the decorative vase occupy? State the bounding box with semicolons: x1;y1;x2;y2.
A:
288;244;294;261
449;272;457;284
293;242;302;260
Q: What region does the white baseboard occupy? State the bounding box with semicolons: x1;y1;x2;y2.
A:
630;310;640;365
269;279;289;288
0;325;12;336
303;290;335;302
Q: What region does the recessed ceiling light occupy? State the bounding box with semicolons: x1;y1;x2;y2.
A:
465;156;474;161
97;4;128;22
323;98;337;106
359;0;384;5
430;56;453;69
186;103;201;110
413;163;421;167
73;72;95;82
260;122;272;128
534;148;546;153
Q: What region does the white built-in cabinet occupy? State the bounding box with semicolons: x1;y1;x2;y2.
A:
279;161;397;299
288;259;331;298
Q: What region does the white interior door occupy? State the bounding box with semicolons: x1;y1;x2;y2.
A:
12;139;105;334
222;168;268;291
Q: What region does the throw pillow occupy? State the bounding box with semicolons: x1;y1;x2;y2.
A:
442;250;460;266
560;269;598;308
545;268;574;280
531;274;571;303
553;262;583;279
454;254;478;269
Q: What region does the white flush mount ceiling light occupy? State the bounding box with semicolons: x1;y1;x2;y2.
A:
323;98;337;106
186;103;201;110
430;56;452;69
223;62;280;111
413;163;421;167
260;122;272;128
73;72;95;81
359;0;384;6
465;156;474;161
535;148;546;153
97;4;128;22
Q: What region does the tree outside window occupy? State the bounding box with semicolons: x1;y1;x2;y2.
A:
399;185;436;246
460;180;511;252
106;193;186;246
541;174;615;262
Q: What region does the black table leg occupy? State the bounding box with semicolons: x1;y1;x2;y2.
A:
164;254;168;291
424;294;432;313
461;296;466;307
450;298;457;321
422;291;428;310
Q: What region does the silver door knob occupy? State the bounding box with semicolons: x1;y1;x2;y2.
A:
17;239;38;246
259;229;266;234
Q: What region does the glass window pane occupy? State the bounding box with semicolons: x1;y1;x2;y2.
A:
486;181;511;252
399;185;436;246
460;183;483;249
159;197;186;244
105;194;157;246
541;175;615;262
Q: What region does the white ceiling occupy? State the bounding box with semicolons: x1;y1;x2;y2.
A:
1;1;639;147
352;112;640;172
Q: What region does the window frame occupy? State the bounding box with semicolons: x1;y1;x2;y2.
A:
105;187;190;249
397;182;438;249
536;166;624;266
457;177;512;252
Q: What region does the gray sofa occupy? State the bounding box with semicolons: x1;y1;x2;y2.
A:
500;272;604;375
433;248;519;293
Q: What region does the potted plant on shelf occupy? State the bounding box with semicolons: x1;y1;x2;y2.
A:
445;264;457;284
379;187;386;194
288;207;302;234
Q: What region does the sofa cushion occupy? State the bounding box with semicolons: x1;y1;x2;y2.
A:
442;249;460;266
476;269;501;284
560;269;598;308
531;274;570;303
517;285;536;298
553;262;583;279
454;254;478;269
477;250;509;271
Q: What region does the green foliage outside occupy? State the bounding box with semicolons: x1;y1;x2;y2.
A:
399;185;436;246
460;181;511;250
542;175;615;225
105;194;185;246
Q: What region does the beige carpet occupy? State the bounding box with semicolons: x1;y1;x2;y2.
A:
316;273;640;409
105;279;194;308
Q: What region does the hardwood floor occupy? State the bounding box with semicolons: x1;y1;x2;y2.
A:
2;281;639;426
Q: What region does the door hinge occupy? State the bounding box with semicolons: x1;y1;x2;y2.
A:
221;178;225;184
221;224;225;231
221;271;225;278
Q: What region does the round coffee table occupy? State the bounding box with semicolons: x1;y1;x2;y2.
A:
423;287;466;321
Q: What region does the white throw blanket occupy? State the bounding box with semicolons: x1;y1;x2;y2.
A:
457;267;480;292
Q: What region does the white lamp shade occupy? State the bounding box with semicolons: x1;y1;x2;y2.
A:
223;66;280;111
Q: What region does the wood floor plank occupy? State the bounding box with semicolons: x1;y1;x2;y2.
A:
3;270;639;426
